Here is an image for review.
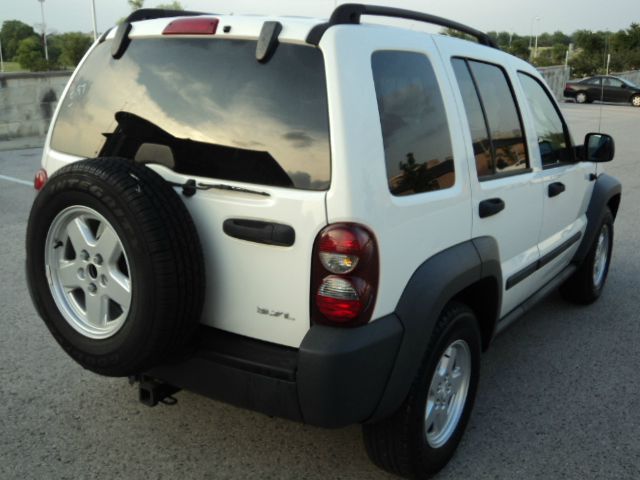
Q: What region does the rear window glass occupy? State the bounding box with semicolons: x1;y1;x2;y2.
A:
51;39;331;191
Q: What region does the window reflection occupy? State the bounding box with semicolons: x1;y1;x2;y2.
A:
51;39;331;191
518;73;573;167
451;59;493;177
453;59;528;178
372;51;455;196
468;61;528;175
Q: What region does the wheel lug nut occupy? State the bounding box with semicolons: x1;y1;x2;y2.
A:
77;268;85;280
100;274;108;287
88;283;97;294
93;254;103;266
80;250;90;261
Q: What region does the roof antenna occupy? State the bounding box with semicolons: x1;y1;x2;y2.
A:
597;31;609;134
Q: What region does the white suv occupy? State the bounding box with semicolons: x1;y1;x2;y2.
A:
26;5;621;478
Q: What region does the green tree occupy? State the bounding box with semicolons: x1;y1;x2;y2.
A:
0;20;37;61
569;50;602;77
572;29;607;54
128;0;144;9
16;36;47;71
507;37;530;60
46;35;63;65
550;31;571;46
156;1;184;9
537;32;553;47
440;27;477;43
55;32;92;67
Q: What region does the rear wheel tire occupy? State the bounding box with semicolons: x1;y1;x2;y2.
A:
631;94;640;107
363;302;481;478
561;208;613;305
26;158;205;376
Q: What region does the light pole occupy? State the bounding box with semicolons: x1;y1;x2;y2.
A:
38;0;49;61
0;37;4;73
529;16;540;59
90;0;98;41
534;17;541;58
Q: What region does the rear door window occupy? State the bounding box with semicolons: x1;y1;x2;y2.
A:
452;58;529;179
51;39;331;191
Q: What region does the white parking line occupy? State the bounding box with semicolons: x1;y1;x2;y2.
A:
0;174;32;187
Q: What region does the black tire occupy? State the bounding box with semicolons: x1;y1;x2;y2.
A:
631;94;640;107
560;208;613;305
363;302;481;479
26;158;205;377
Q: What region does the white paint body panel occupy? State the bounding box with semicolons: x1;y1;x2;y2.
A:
41;13;592;348
510;62;594;294
434;37;547;316
144;168;327;347
321;26;473;321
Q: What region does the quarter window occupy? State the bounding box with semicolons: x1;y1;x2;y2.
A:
372;51;455;196
452;59;528;179
518;72;574;167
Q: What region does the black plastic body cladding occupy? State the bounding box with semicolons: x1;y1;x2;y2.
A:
144;239;501;427
369;238;501;422
572;173;621;265
297;315;403;427
472;237;503;298
145;316;403;428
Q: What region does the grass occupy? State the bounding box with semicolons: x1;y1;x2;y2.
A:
1;62;24;73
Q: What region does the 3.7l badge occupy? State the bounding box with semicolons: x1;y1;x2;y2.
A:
257;307;296;321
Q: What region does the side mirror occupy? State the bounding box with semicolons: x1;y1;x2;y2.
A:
584;133;615;162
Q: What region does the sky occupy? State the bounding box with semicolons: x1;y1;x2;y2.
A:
0;0;636;37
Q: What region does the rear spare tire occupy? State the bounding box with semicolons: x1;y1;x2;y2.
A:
26;158;205;377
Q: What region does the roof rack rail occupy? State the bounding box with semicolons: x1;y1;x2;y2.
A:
125;8;209;23
306;3;498;49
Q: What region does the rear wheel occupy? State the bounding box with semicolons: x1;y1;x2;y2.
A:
561;208;613;304
26;158;205;376
363;302;481;478
576;92;588;104
631;94;640;107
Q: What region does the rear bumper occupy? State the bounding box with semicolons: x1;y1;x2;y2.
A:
145;315;403;428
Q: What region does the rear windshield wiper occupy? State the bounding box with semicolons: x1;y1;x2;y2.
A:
169;179;270;197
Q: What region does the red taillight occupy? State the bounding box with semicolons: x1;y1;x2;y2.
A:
312;224;379;327
565;84;574;91
163;18;219;35
34;169;48;191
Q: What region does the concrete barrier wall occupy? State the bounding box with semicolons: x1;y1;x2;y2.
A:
537;65;570;101
615;70;640;86
0;71;72;141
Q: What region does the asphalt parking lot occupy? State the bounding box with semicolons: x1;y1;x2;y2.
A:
1;103;639;480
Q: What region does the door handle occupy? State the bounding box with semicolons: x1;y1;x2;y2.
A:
223;219;295;246
479;198;505;218
548;182;566;197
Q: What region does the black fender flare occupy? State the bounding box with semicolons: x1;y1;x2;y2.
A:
369;237;502;422
572;173;621;265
